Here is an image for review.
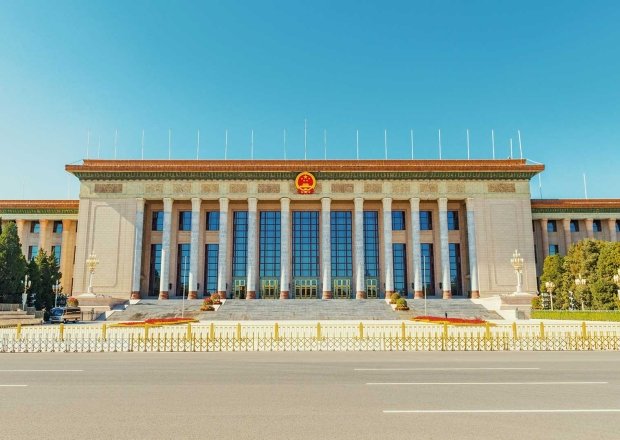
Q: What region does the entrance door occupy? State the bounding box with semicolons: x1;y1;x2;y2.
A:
294;279;318;299
333;279;351;299
261;279;279;299
233;279;246;299
366;278;378;298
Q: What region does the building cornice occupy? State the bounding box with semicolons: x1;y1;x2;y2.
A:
531;199;620;214
0;200;79;215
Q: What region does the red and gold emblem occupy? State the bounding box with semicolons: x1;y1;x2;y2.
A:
295;171;316;194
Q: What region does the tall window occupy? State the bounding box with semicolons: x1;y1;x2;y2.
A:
28;246;39;261
292;211;319;278
260;211;281;277
449;243;462;295
421;243;434;294
30;221;40;234
593;220;602;232
52;245;61;264
204;244;219;294
206;211;220;231
391;211;406;231
331;211;352;278
549;244;559;255
148;244;162;296
179;211;192;231
176;243;191;296
570;220;579;232
547;220;557;232
152;211;164;231
448;211;459;230
420;211;433;230
392;243;408;296
53;221;63;234
232;211;248;277
363;211;379;277
616;220;620;233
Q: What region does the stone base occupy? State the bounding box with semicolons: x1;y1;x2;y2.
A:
356;291;367;299
500;292;536;310
322;291;333;300
188;291;198;300
280;290;289;300
414;290;424;299
442;290;452;299
246;291;256;299
470;290;480;299
130;291;141;300
158;291;169;300
217;291;227;300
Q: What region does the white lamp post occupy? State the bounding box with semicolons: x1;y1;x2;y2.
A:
575;274;587;310
612;269;620;301
21;274;32;311
510;249;524;294
544;281;555;311
86;253;99;295
53;280;61;308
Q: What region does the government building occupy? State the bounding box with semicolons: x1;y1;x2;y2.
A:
1;159;619;302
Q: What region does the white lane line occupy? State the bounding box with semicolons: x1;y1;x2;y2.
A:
0;385;28;387
0;370;84;372
355;368;540;371
367;381;608;386
384;409;620;414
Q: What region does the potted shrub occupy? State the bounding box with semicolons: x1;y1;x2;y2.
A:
200;297;215;311
389;293;400;304
66;297;79;307
395;298;409;311
210;293;222;305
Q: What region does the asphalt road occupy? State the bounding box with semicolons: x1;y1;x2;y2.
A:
1;351;619;440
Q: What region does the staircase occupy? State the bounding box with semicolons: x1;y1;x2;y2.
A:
398;299;502;320
0;305;43;326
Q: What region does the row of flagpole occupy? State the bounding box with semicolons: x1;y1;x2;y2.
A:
84;127;527;161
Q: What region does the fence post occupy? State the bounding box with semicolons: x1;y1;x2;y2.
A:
484;322;491;339
316;322;321;340
101;323;107;341
16;323;21;340
186;323;192;340
539;322;545;339
512;322;517;339
443;323;449;339
59;323;64;341
209;323;215;340
401;322;406;339
581;321;587;339
274;322;279;341
236;323;242;341
359;322;364;339
144;324;149;340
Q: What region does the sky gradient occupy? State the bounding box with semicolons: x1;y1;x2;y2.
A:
1;1;619;199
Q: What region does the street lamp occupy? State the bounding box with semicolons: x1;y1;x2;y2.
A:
85;253;99;295
53;280;61;308
544;281;556;311
21;274;32;311
510;249;524;294
612;269;620;301
575;274;587;310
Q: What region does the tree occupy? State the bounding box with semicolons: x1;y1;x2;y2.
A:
28;250;62;312
561;239;602;309
0;222;27;303
592;242;620;310
539;254;565;308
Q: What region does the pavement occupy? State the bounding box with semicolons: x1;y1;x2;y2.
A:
1;352;619;439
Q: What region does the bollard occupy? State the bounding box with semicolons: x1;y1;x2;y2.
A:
359;322;364;339
274;322;280;341
512;322;517;339
236;323;242;341
581;321;587;339
485;322;491;339
316;322;322;340
101;323;107;341
59;323;65;341
16;323;21;341
209;323;215;340
539;322;545;339
186;323;192;340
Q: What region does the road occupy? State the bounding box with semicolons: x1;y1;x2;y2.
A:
1;351;619;440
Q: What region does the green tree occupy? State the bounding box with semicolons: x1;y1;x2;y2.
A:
0;222;27;303
561;239;602;309
28;250;62;312
539;254;565;308
592;242;620;310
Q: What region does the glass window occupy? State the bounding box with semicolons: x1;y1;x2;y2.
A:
570;220;579;232
392;243;408;296
448;211;459;231
232;211;248;277
549;244;560;255
204;244;219;294
206;211;220;231
391;211;406;231
292;211;319;278
260;211;281;278
148;244;162;296
449;243;462;295
616;220;620;233
420;211;433;230
363;211;379;277
53;221;63;234
152;211;164;231
28;246;39;261
30;221;40;234
179;211;192;231
592;220;602;232
331;211;352;277
176;243;191;296
52;245;61;264
421;243;434;294
547;220;557;232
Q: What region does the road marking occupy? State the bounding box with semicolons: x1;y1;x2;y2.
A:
384;409;620;414
0;370;84;372
355;368;540;371
367;381;607;386
0;385;28;387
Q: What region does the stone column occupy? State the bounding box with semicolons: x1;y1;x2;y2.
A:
60;219;74;294
465;198;479;299
188;197;201;299
39;219;50;253
608;219;617;243
382;197;394;297
540;218;549;259
216;197;229;299
246;197;258;299
159;197;173;300
280;198;291;299
410;198;423;298
131;198;145;299
562;219;572;255
15;220;26;256
321;197;332;299
438;198;451;299
585;218;594;239
354;197;366;299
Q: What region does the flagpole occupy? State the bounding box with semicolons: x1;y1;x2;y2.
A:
304;119;307;160
466;129;470;160
491;129;496;159
438;129;442;159
518;130;523;159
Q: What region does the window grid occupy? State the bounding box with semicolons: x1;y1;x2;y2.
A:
549;244;560;256
30;221;40;234
152;211;164;231
449;243;462;295
391;211;406;231
331;211;352;277
260;211;281;277
28;246;39;261
148;244;162;296
232;211;248;277
547;220;557;232
448;211;459;230
392;243;408;296
176;244;191;295
570;220;580;232
53;221;63;234
421;243;435;294
206;211;220;231
204;244;219;294
179;211;192;231
52;245;61;264
593;220;602;232
292;211;319;278
363;211;379;277
420;211;433;230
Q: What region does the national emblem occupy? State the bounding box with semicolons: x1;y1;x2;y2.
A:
295;172;316;195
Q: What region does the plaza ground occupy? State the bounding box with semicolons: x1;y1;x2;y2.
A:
1;352;619;439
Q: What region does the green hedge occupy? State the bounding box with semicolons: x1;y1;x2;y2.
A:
531;310;620;322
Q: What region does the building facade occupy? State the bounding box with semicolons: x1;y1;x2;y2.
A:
1;159;618;301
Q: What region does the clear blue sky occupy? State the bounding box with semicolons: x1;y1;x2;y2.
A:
1;1;619;199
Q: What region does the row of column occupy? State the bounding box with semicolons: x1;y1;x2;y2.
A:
131;196;480;300
539;218;618;259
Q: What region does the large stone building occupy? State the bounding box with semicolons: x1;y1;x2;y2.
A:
1;159;618;301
